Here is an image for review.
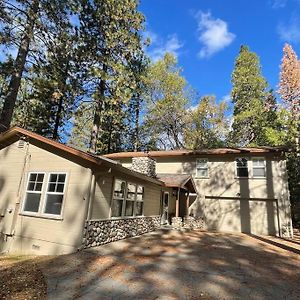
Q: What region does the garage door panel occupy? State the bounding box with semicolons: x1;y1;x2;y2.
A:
198;197;278;236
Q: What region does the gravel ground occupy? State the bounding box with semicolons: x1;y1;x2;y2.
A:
0;255;47;300
1;229;300;299
41;229;300;299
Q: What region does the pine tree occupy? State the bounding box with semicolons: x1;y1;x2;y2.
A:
230;45;268;146
278;44;300;209
278;43;300;147
77;0;146;154
12;25;82;140
0;0;73;132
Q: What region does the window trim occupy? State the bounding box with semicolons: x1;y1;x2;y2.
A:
110;179;145;219
196;158;209;178
21;172;46;216
111;178;126;218
21;171;68;219
135;185;145;216
124;182;137;217
235;157;249;178
252;157;266;178
41;172;68;218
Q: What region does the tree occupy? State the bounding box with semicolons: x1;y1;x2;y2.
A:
68;102;94;151
12;25;82;140
278;44;300;212
142;53;191;150
0;0;73;132
125;56;149;152
278;43;300;146
77;0;146;154
184;95;229;149
230;45;268;146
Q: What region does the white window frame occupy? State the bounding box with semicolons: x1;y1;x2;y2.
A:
124;182;137;217
111;179;126;218
196;158;209;178
111;179;145;218
21;171;67;219
235;157;249;178
41;172;68;218
252;157;266;178
135;185;145;216
22;172;46;216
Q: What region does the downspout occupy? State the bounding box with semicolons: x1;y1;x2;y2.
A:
8;140;30;237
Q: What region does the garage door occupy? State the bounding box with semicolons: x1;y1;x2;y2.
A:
201;196;279;236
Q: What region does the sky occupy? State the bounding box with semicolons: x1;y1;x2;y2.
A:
140;0;300;108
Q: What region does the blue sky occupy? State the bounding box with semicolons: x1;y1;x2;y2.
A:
140;0;300;108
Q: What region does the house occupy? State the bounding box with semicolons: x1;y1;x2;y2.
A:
0;127;198;255
105;148;294;238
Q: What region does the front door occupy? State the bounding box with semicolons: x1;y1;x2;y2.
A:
161;192;169;225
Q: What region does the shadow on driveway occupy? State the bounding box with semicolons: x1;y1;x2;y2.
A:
39;229;300;299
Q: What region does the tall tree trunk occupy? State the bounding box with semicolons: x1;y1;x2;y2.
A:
0;0;39;132
53;96;64;140
53;62;70;140
89;77;106;153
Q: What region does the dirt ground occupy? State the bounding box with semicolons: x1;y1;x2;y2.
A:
1;229;300;299
0;255;47;299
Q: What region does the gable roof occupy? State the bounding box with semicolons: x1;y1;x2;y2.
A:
0;127;163;186
104;147;286;159
157;173;197;194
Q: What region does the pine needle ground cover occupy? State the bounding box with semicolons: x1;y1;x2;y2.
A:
0;255;47;300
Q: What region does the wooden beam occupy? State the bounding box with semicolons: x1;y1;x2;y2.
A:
186;193;190;217
175;188;180;217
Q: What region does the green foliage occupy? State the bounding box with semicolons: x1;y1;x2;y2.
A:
142;53;191;150
0;0;75;131
68;102;93;151
12;26;82;140
74;0;147;154
184;95;229;149
230;45;269;146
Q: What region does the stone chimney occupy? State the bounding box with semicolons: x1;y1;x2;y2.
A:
131;156;157;178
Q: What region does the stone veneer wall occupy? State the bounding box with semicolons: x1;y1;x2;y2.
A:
82;216;161;248
171;216;205;230
131;156;157;178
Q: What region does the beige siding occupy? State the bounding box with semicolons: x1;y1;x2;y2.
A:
118;154;292;236
0;141;91;255
90;171;162;220
90;175;113;219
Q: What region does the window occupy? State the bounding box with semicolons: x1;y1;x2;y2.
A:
111;179;144;218
23;173;45;213
43;174;66;215
196;158;208;178
236;157;249;177
125;183;136;216
22;172;67;217
111;179;126;217
135;186;144;216
252;158;266;178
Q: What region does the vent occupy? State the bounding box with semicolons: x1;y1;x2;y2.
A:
18;138;26;148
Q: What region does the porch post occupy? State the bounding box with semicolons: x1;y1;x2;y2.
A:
186;192;190;217
175;188;180;217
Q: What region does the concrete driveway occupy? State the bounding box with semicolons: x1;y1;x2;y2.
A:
41;229;300;300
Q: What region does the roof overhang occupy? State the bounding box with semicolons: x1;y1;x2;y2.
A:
0;127;164;186
157;174;197;194
104;147;287;159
